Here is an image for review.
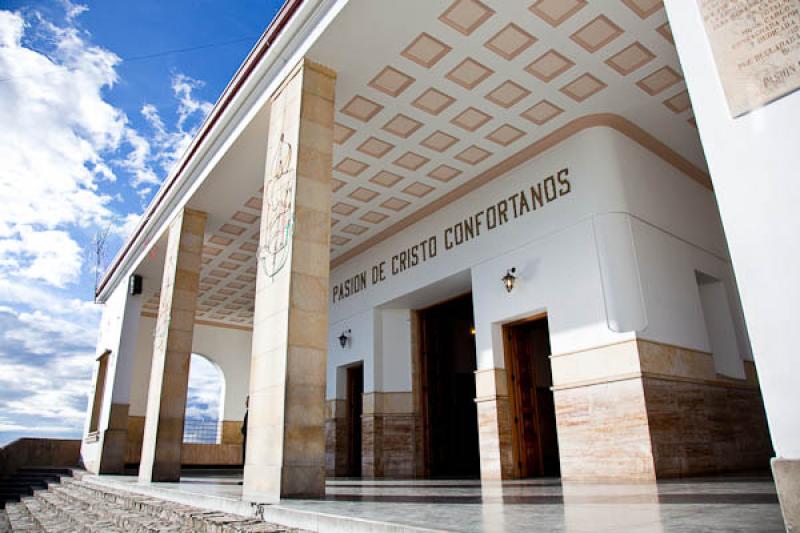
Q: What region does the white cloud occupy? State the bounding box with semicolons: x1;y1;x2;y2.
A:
0;9;121;286
0;4;216;445
173;73;214;130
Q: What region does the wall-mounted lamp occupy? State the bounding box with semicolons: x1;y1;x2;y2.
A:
470;326;476;336
502;268;517;293
338;329;351;348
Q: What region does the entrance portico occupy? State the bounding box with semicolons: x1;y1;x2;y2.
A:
81;0;797;528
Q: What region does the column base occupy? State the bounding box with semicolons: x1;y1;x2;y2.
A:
98;429;128;474
773;458;800;532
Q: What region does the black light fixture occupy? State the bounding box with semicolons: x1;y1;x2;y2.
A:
502;268;517;293
338;329;351;348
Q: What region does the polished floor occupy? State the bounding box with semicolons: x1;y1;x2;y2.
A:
95;471;785;532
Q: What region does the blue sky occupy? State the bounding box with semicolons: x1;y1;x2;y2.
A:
0;0;281;445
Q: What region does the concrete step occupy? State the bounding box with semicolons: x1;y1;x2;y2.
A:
0;468;72;510
31;490;125;533
49;484;185;533
3;502;43;532
52;477;301;532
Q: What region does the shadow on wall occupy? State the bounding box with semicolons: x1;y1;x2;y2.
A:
0;438;81;477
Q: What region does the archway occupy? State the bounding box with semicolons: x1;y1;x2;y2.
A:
183;353;225;444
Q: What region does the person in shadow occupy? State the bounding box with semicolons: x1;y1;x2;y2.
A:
241;396;249;467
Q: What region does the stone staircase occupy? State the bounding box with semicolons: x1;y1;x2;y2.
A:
0;470;304;532
1;468;73;509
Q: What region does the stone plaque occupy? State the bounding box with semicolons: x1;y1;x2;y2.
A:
698;0;800;116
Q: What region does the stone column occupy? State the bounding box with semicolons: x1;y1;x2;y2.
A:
243;59;335;502
138;207;207;483
475;368;514;482
663;3;800;529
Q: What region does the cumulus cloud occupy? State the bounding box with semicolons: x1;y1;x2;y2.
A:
0;4;214;445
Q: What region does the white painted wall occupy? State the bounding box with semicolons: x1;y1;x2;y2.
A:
327;126;749;398
129;317;252;421
664;0;800;458
81;281;142;467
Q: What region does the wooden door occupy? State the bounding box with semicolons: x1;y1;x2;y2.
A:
346;364;363;477
504;317;559;478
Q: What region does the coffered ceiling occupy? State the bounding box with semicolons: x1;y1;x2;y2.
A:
140;0;706;328
308;0;703;263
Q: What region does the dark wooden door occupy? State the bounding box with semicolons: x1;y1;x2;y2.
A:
419;293;480;478
346;364;363;477
505;317;559;477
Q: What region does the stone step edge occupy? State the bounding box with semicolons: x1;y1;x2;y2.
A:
63;479;300;533
55;483;243;533
63;480;242;530
22;496;100;533
47;485;176;533
80;476;446;533
3;502;43;532
6;501;46;533
31;490;124;533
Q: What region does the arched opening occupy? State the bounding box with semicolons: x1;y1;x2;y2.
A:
183;353;225;444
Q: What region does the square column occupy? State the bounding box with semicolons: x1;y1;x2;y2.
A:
475;368;514;481
243;59;336;502
138;207;207;483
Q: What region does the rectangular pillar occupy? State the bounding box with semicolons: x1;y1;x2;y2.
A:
243;59;335;502
138;207;207;483
475;368;514;481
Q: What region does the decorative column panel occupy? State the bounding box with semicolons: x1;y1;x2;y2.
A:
475;368;514;481
138;207;207;483
243;59;335;502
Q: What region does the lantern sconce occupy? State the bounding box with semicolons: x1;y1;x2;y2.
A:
338;329;351;348
502;268;517;293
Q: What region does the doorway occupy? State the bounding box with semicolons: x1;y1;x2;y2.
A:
418;293;480;478
346;363;363;477
504;316;560;477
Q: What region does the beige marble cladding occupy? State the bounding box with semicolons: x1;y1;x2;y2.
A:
474;368;514;481
551;339;771;480
324;399;349;477
243;59;335;503
555;377;657;480
138;208;206;483
361;392;416;479
642;369;772;477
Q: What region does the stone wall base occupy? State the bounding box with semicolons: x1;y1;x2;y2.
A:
644;376;772;476
326;393;417;479
324;400;348;477
555;378;656;480
773;458;800;532
362;414;416;479
551;340;772;481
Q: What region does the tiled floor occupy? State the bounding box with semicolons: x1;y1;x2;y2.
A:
97;472;785;532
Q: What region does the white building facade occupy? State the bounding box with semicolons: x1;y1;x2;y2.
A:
80;0;799;529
